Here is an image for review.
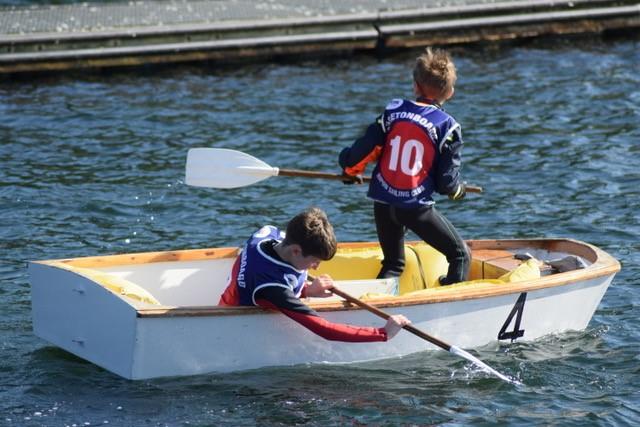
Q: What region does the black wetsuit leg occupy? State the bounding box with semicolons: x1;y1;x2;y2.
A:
376;203;470;284
373;202;406;278
396;204;469;284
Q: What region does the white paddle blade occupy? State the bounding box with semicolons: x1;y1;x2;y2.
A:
185;148;279;189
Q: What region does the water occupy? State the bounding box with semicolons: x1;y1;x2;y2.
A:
2;35;639;425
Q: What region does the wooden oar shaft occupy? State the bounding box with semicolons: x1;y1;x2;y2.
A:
277;168;371;182
464;184;482;193
278;168;483;193
330;287;451;351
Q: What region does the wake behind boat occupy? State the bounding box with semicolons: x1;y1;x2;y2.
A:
28;238;619;380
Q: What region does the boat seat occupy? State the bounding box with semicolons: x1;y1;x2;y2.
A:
469;249;554;279
470;249;521;279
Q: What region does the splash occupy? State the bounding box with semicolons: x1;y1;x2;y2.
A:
450;345;522;386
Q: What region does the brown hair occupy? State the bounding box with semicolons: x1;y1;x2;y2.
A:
413;47;457;100
283;207;337;260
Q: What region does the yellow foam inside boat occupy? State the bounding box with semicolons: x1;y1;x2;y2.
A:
311;243;450;294
497;258;541;283
312;245;541;296
361;258;541;300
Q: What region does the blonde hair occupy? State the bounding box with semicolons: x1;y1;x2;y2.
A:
413;47;457;100
283;207;337;260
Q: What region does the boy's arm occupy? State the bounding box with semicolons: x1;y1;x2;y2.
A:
435;125;464;196
254;285;388;342
338;116;385;177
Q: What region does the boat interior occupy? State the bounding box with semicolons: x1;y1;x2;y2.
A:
39;240;596;309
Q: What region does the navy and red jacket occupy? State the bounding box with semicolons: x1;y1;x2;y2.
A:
219;226;388;342
339;98;463;208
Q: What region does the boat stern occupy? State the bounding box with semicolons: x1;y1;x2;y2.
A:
29;261;139;379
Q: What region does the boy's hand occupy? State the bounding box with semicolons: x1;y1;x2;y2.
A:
342;171;364;185
448;182;466;200
304;274;334;298
384;314;411;339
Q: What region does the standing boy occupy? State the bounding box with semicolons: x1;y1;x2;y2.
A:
219;207;410;342
339;47;470;286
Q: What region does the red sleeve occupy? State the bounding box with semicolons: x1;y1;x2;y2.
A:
218;256;241;306
255;287;388;343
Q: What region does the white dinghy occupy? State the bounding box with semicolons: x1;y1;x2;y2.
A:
28;238;619;380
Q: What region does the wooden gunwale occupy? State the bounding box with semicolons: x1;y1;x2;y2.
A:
35;246;240;268
34;238;619;318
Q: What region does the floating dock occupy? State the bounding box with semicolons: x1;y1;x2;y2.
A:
1;0;638;74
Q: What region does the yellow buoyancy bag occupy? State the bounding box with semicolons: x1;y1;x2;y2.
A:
407;243;449;289
311;243;450;294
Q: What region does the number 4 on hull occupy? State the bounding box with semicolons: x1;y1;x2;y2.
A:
498;292;527;342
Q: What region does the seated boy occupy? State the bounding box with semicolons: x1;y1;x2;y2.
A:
219;207;410;342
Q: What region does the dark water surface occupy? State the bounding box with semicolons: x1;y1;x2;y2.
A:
2;36;639;426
